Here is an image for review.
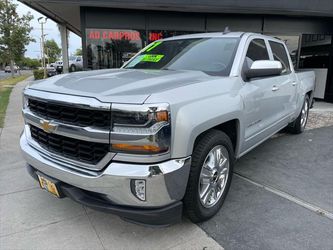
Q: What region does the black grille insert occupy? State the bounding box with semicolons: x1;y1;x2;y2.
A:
28;98;111;128
30;125;109;165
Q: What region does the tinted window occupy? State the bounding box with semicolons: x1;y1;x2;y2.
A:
269;41;291;73
125;38;239;76
245;39;269;68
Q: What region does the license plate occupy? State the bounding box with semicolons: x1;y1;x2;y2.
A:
37;174;60;198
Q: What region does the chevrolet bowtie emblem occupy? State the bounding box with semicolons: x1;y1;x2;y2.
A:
40;119;57;133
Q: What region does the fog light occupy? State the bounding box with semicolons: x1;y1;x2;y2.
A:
131;179;146;201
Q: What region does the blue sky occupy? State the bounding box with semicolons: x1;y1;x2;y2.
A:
15;0;82;59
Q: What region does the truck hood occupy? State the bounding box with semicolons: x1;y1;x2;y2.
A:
29;69;214;104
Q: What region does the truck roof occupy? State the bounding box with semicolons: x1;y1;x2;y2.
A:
161;32;283;44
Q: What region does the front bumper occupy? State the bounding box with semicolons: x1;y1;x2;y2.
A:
20;133;191;223
27;165;183;225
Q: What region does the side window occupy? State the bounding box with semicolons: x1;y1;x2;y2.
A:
245;39;269;68
269;41;291;74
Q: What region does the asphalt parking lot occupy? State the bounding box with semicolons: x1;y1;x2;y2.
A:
1;79;333;249
0;70;33;80
0;71;18;80
200;125;333;249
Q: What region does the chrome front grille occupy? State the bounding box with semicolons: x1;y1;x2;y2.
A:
28;98;111;128
30;125;109;165
23;89;113;170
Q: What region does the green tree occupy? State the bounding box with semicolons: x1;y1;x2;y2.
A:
74;48;82;56
19;57;41;69
0;50;5;69
0;0;34;76
44;39;61;63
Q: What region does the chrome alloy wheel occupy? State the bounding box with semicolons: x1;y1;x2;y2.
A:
198;145;230;208
301;99;309;128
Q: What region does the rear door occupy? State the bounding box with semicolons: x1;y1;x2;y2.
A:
267;40;297;123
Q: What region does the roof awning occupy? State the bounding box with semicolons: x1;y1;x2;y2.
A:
19;0;333;36
19;1;81;35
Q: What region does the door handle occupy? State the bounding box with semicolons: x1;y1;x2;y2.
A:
292;82;297;86
272;85;279;91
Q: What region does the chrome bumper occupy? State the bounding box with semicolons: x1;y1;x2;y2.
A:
20;133;191;207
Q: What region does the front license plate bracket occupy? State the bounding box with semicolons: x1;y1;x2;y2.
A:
37;172;63;198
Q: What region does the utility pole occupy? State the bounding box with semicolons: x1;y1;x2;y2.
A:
39;37;43;64
38;17;48;79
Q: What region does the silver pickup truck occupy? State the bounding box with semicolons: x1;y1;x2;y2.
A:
20;32;315;225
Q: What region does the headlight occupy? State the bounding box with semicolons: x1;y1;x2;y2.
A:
111;103;170;155
22;93;29;109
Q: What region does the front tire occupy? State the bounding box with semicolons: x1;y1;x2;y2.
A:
288;95;310;134
184;130;234;223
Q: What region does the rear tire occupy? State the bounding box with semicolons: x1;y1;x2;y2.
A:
288;95;310;134
70;64;76;72
184;130;234;223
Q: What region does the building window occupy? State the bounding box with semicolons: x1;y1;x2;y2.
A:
86;29;146;69
148;30;198;43
86;29;201;69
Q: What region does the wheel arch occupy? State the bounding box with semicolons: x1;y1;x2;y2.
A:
192;119;240;158
306;90;314;107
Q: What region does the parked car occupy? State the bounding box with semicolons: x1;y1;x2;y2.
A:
52;57;83;73
54;61;63;74
20;32;315;225
69;56;83;72
4;65;18;73
46;65;57;77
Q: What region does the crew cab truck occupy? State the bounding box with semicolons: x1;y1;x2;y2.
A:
20;32;315;225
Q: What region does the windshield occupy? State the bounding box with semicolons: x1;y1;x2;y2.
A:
124;37;239;76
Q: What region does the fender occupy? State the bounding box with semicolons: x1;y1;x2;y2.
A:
170;94;243;158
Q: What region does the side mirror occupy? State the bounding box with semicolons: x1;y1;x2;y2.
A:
245;60;283;80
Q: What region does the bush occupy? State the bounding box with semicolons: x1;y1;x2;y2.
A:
33;69;46;80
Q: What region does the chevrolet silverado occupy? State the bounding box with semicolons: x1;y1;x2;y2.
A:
20;32;315;225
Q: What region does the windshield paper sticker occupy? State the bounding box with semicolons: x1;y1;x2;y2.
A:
140;54;164;62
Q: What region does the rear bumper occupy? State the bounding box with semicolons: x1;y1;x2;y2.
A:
27;165;183;226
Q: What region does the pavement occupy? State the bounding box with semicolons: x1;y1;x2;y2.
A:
307;101;333;130
1;79;333;249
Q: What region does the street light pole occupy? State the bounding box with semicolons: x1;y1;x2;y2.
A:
39;37;43;64
38;17;48;79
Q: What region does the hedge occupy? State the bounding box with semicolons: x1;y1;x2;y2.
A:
33;69;47;80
